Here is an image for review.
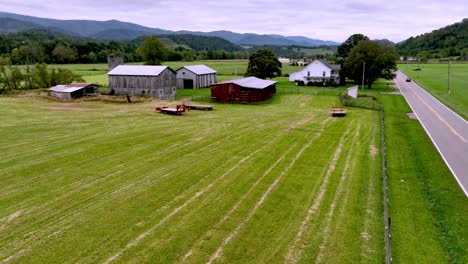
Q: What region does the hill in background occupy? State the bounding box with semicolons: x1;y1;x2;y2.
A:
397;19;468;60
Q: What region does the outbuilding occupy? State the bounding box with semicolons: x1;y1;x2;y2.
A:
176;65;217;89
49;83;99;100
211;77;276;103
108;65;176;99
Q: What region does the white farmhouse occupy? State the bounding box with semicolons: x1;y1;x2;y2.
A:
278;57;291;63
289;59;341;85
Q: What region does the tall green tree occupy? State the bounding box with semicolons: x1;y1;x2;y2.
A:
336;34;370;61
18;42;45;64
245;49;281;79
52;45;77;63
344;40;398;88
136;36;167;65
336;34;369;84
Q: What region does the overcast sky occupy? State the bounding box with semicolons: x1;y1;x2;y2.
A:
1;0;466;42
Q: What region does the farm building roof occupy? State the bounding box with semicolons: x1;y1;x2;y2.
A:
49;83;96;93
178;65;216;75
219;77;276;89
108;65;170;76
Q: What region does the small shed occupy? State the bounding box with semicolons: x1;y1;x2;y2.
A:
176;65;217;89
108;65;176;99
211;77;276;103
49;83;99;100
347;86;358;98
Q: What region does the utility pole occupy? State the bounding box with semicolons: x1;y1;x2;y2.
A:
361;61;366;90
448;60;451;95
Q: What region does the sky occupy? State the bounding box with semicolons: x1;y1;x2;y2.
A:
0;0;466;43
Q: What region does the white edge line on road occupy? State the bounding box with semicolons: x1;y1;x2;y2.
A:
405;71;468;124
394;74;468;197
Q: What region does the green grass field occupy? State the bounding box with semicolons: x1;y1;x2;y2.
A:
398;63;468;119
51;61;303;89
0;94;384;263
380;94;468;264
2;60;467;263
356;81;468;264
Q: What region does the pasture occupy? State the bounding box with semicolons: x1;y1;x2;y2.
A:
0;94;384;263
52;60;303;88
398;63;468;119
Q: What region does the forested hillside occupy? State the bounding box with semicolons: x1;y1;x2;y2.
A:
397;19;468;60
0;29;140;64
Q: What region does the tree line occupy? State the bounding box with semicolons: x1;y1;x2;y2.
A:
397;19;468;60
0;29;253;65
0;29;344;66
0;58;83;94
336;34;398;88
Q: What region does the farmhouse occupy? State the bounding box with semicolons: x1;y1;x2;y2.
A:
176;65;217;89
108;65;176;99
211;77;276;103
49;83;99;100
289;59;341;85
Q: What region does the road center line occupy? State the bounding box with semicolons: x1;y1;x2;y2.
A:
406;83;466;143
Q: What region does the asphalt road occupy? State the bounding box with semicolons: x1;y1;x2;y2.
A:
394;71;468;197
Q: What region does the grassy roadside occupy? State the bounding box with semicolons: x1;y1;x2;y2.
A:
380;93;467;263
398;63;468;119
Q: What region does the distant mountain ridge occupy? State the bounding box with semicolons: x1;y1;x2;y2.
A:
0;11;339;46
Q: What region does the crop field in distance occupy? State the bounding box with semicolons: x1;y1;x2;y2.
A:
0;94;383;263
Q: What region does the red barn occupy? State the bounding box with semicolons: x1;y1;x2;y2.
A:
211;77;276;103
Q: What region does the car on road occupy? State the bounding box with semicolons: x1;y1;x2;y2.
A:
406;78;411;82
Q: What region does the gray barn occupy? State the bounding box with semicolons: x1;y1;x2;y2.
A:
49;83;99;100
108;65;176;99
176;65;216;89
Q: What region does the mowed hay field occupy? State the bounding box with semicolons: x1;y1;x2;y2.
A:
398;63;468;119
0;95;383;263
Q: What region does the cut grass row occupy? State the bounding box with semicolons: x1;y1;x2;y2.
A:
0;94;383;263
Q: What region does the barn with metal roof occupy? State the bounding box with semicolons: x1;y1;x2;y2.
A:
176;65;217;89
49;83;99;100
108;65;176;99
211;77;276;103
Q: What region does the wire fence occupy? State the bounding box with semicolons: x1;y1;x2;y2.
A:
340;94;383;111
277;86;343;96
380;106;392;264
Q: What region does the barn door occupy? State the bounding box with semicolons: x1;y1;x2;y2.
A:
183;79;194;89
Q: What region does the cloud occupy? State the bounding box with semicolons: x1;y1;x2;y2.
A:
0;0;466;42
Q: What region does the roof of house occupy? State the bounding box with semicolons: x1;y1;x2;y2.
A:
289;59;341;75
108;65;171;76
49;83;96;93
218;77;276;89
318;59;341;70
177;64;216;75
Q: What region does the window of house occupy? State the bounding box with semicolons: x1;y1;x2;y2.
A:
307;71;310;76
323;71;326;76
